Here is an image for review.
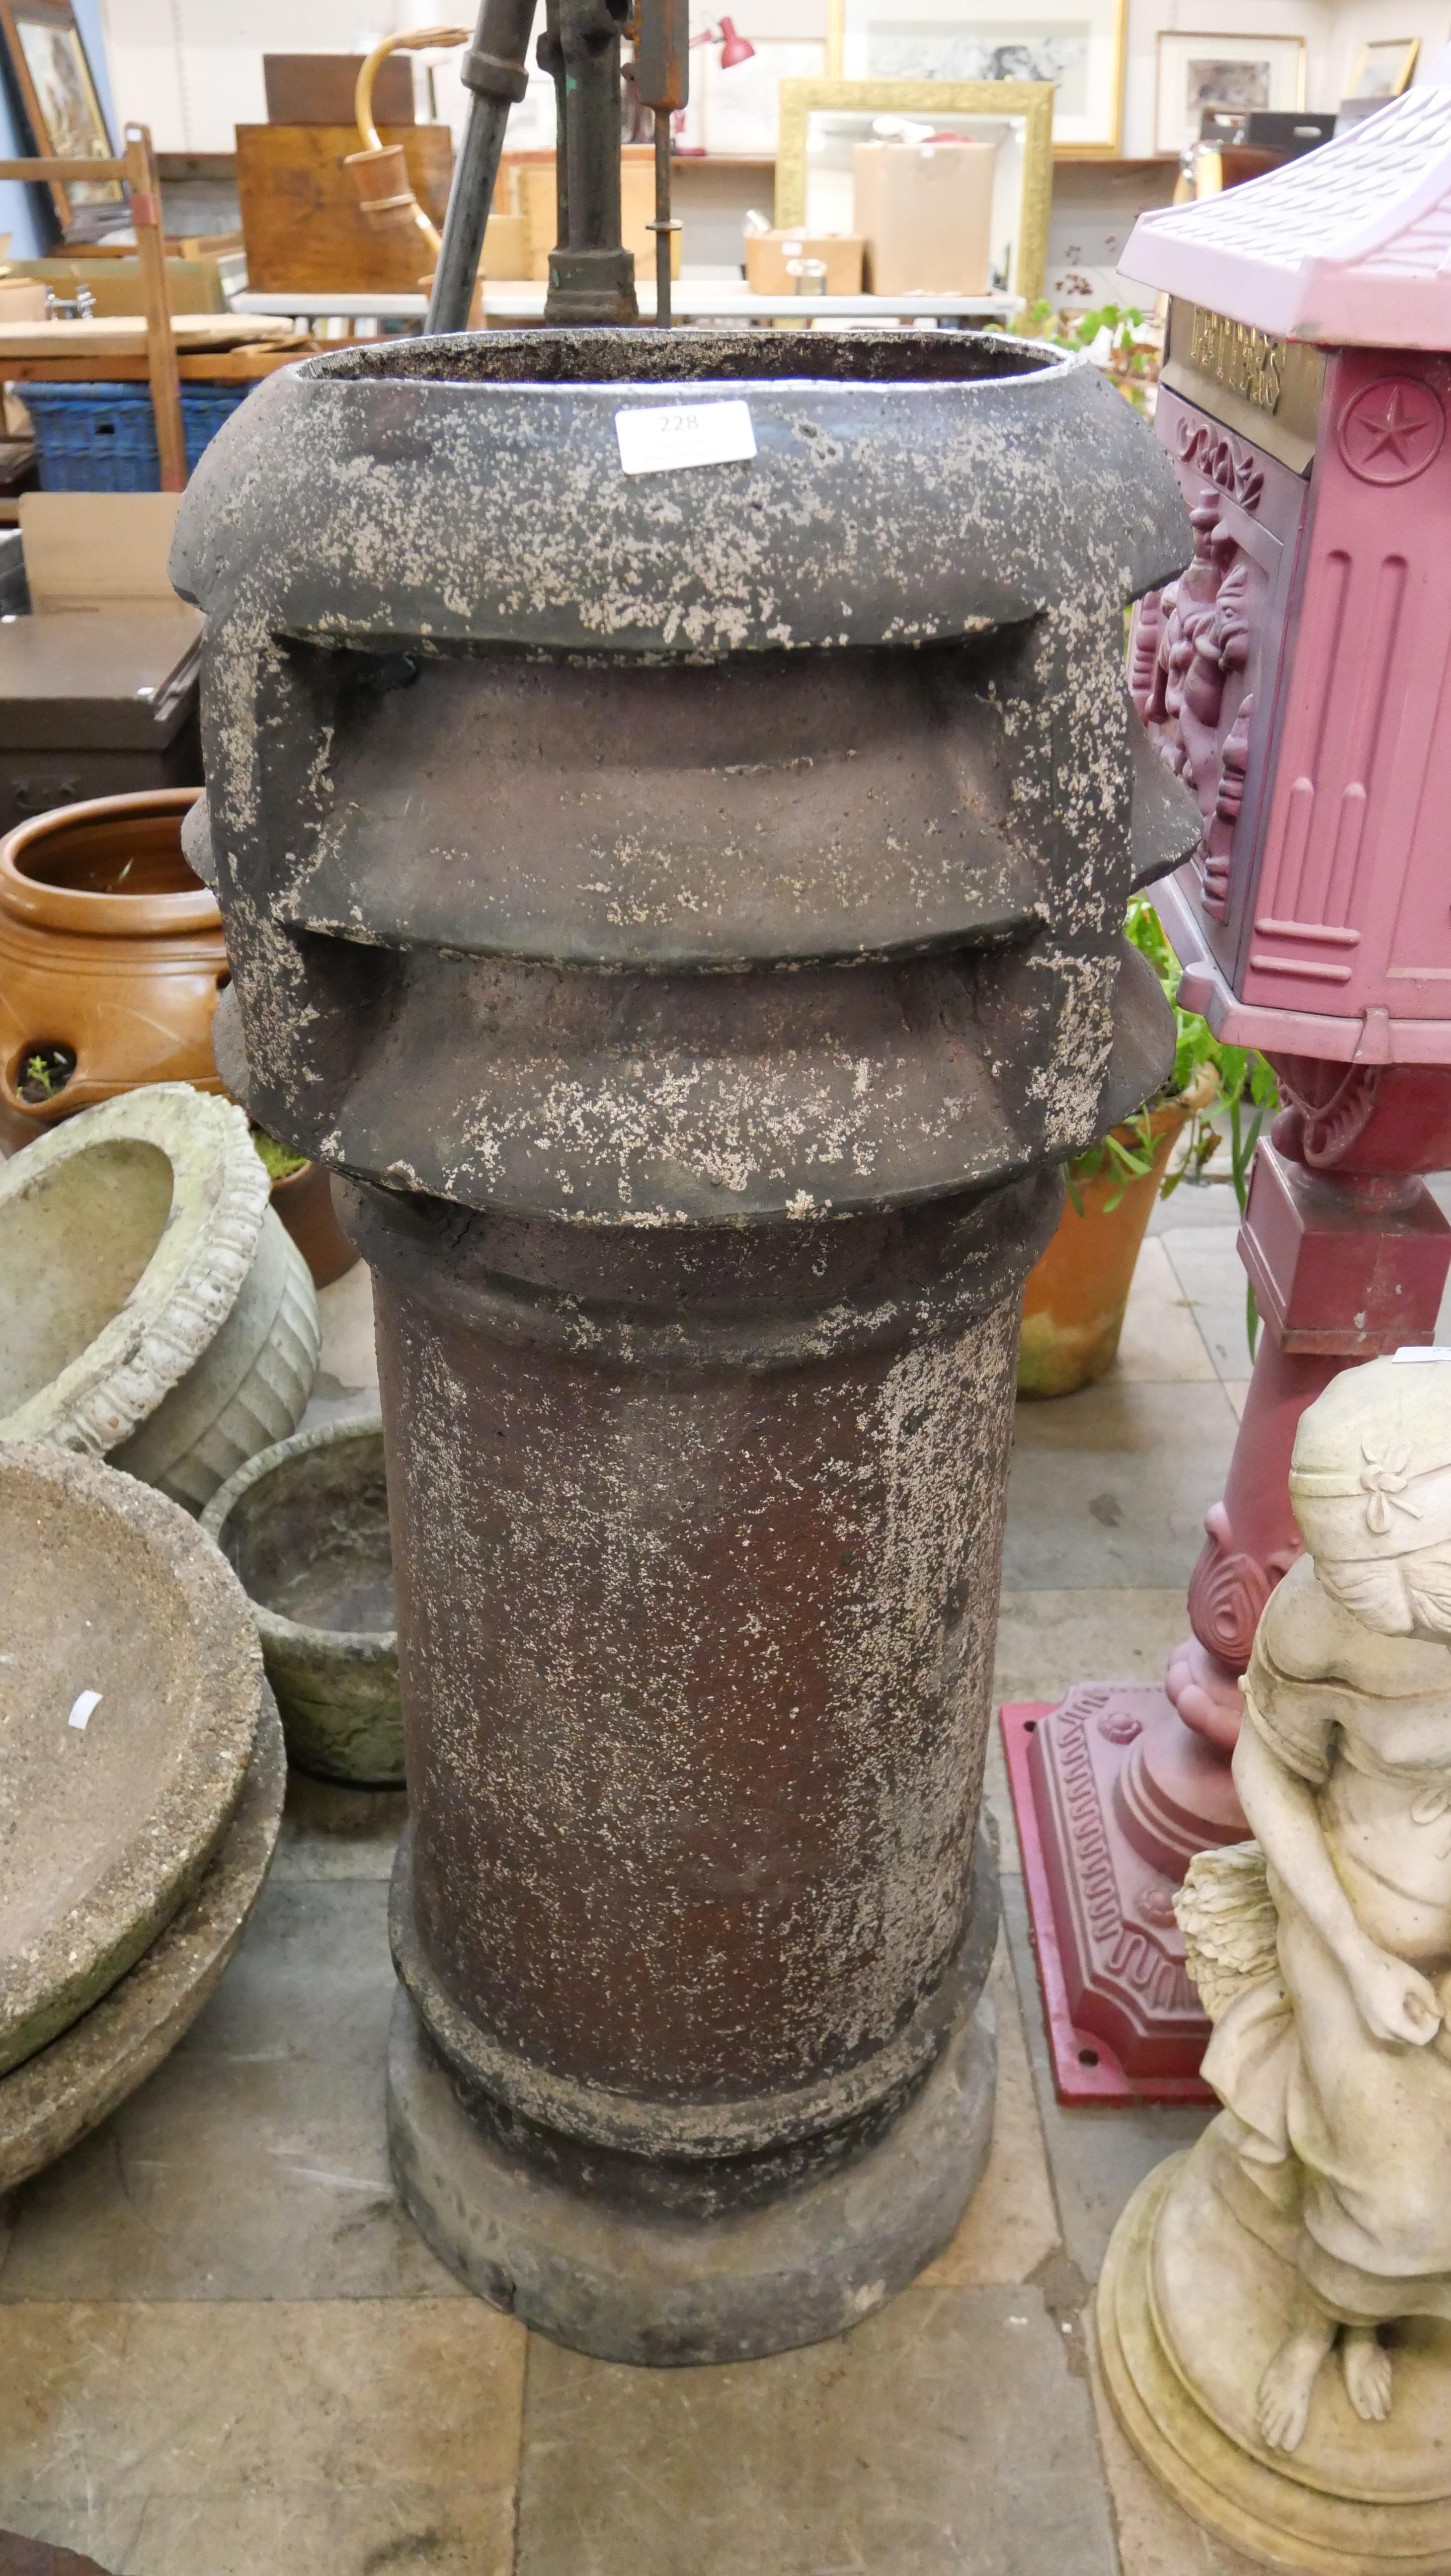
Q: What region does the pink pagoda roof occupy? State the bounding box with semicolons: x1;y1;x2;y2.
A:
1122;83;1451;347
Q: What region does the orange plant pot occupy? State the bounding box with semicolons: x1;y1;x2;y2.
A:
0;788;227;1154
1017;1102;1190;1400
270;1157;360;1289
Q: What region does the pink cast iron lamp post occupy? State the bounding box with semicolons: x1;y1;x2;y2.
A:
1004;85;1451;2105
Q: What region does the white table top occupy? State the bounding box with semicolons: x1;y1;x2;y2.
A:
233;284;1023;326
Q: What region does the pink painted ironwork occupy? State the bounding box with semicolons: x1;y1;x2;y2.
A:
1006;89;1451;2101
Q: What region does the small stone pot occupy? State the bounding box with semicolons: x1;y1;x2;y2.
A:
0;787;226;1154
202;1413;401;1786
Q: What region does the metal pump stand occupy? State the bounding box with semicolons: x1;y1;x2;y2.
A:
427;0;686;332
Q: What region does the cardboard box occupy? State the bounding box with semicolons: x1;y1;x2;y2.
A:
743;230;864;295
8;257;229;316
18;492;190;614
0;496;203;824
480;213;528;280
0;278;46;321
852;140;996;295
516;155;681;284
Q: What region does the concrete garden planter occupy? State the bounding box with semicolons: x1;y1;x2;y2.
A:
0;1084;320;1509
202;1413;401;1786
0;787;225;1154
0;1438;270;2077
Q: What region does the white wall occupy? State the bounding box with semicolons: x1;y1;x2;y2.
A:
100;0;415;152
101;0;833;151
97;0;1446;157
1323;0;1451;97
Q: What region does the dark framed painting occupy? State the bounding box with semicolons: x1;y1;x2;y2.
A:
0;0;122;228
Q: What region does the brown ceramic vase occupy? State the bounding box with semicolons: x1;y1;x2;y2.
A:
0;787;226;1154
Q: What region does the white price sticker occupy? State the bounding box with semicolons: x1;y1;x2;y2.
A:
615;399;757;478
1393;1346;1451;1363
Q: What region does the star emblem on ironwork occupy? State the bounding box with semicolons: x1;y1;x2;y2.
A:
1356;387;1432;465
1338;377;1446;484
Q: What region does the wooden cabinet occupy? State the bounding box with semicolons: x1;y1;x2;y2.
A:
237;125;454;294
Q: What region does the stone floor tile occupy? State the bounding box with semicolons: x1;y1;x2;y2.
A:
1002;1380;1238;1591
270;1768;408;1882
1001;1878;1210;2283
0;1882;459;2304
981;1722;1021;1873
921;1945;1060;2288
317;1260;378;1393
516;2282;1117;2576
1112;1237;1216;1384
1156;1229;1255;1384
1087;2322;1264;2576
993;1587;1189;1704
1146;1180;1238;1237
0;2297;522;2576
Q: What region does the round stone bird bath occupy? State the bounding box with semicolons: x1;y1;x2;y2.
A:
0;1439;281;2189
171;327;1195;2364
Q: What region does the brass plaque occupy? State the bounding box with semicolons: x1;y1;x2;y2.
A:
1162;299;1325;476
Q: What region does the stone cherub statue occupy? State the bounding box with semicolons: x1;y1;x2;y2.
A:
1099;1353;1451;2567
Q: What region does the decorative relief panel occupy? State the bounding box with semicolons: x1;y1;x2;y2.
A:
1129;410;1279;927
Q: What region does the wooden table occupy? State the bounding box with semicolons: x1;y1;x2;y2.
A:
233;285;1024;327
0;346;310;385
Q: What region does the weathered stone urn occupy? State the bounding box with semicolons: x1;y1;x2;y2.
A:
172;328;1195;2364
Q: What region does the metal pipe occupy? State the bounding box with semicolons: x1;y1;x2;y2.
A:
426;0;538;335
636;0;687;329
650;110;674;327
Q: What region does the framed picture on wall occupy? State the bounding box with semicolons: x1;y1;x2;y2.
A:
1153;31;1306;154
0;0;122;227
827;0;1128;157
1345;37;1420;99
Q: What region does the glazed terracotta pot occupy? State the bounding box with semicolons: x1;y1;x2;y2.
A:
0;787;226;1154
1017;1101;1190;1400
268;1157;360;1289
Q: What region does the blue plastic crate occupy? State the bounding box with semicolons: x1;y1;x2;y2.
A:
24;379;253;492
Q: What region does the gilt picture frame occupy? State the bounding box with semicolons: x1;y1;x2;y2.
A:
826;0;1127;157
1345;37;1420;100
776;77;1053;301
0;0;120;227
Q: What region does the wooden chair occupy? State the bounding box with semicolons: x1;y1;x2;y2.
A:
0;126;184;489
